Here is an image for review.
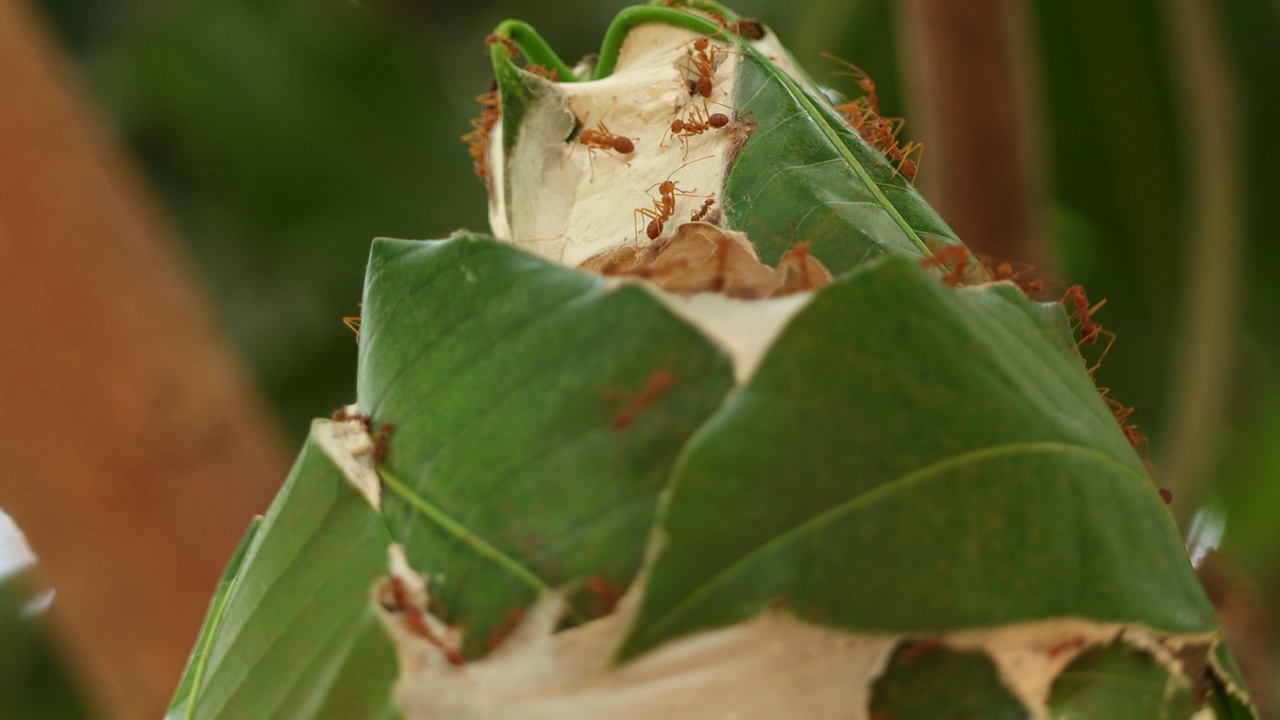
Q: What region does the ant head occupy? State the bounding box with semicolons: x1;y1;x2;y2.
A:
694;37;709;51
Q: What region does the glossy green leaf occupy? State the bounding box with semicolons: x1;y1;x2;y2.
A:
722;48;963;271
1048;642;1197;719
621;255;1217;658
357;235;734;655
167;425;398;720
870;641;1028;720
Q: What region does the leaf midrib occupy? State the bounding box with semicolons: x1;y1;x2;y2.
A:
638;440;1148;643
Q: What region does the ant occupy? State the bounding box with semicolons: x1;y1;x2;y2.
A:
331;407;373;433
690;197;715;222
919;244;976;287
891;140;924;182
461;82;501;184
983;257;1044;294
579;120;636;155
611;370;676;430
381;575;465;666
341;314;361;343
585;575;623;614
822;54;925;183
668;104;730;157
731;18;765;40
372;422;394;463
633;156;713;241
681;37;722;99
485;33;519;58
822;53;880;115
567;115;635;180
1062;285;1109;346
984;258;1044;297
1061;284;1116;377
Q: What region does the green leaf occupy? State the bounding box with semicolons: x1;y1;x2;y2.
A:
168;424;398;720
620;255;1217;658
166;516;261;719
1047;642;1197;719
357;235;734;655
870;641;1028;720
723;50;963;272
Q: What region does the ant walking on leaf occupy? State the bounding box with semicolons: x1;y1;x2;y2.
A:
919;244;980;287
666;103;731;158
680;37;723;99
570;114;637;179
633;156;714;241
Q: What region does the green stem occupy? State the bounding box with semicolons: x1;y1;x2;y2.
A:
594;6;726;79
491;19;579;82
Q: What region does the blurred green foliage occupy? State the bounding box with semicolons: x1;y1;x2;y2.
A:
0;573;96;720
11;0;1278;712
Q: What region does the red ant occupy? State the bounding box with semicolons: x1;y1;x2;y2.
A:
668;104;730;157
681;37;721;98
611;370;675;430
983;258;1045;297
1061;286;1116;374
731;18;765;40
372;422;394;463
579;120;636;155
690;197;715;222
920;244;975;287
891;141;924;182
331;407;373;433
341;315;361;342
585;575;623;613
381;575;465;666
485;34;519;58
822;53;880;115
633;156;712;241
461;84;501;184
823;54;924;183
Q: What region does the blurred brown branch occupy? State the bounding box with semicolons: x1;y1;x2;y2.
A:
0;1;291;718
898;0;1051;270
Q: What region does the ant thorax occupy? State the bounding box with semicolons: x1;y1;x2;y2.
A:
487;23;744;268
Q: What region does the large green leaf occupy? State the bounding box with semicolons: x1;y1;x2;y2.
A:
621;255;1216;657
167;424;398;720
357;234;734;655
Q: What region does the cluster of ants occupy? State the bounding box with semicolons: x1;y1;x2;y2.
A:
920;245;1171;504
823;55;923;183
332;406;395;464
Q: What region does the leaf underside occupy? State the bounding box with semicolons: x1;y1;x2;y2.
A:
168;426;398;720
620;256;1217;658
357;235;734;655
